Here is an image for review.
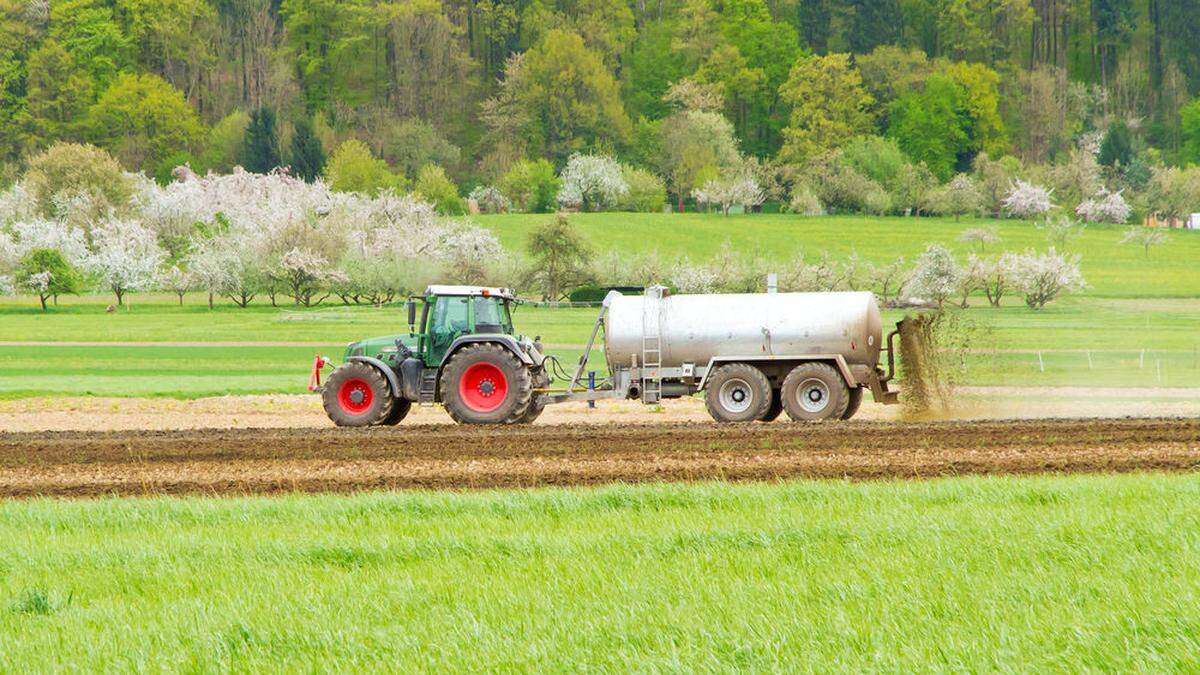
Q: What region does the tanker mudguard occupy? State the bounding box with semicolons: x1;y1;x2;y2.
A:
346;355;402;397
440;335;533;367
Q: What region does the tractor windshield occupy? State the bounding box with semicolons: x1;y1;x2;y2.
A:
472;296;512;334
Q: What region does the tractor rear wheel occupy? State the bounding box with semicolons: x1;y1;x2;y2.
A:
781;363;849;422
381;398;413;425
704;363;772;423
841;388;864;420
440;344;534;425
323;362;394;427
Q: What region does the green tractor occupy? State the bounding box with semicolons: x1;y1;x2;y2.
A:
311;285;550;426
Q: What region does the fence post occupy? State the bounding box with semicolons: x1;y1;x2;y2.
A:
1087;349;1093;370
1038;351;1045;373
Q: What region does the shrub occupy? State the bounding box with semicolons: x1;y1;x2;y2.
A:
467;185;511;214
567;285;609;302
787;184;824;215
24;142;133;217
618;166;667;212
1075;188;1131;224
928;174;985;221
415;164;465;215
1010;248;1085;309
500;159;559;213
324;140;406;196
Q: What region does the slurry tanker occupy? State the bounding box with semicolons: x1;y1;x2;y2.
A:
310;284;901;425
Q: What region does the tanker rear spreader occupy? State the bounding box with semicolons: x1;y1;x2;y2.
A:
310;284;902;426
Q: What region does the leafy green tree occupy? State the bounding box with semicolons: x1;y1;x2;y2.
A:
1179;100;1200;167
499;159;559;213
1100;119;1134;169
243;107;280;173
778;53;874;165
414;164;465;215
381;119;460;179
85;73;204;168
49;0;133;89
18;248;84;310
288;116;325;182
939;60;1006;159
656;83;742;209
525;213;592;301
324;139;406;195
887;76;970;181
498;29;631;162
202;110;250;172
622;20;688;121
24;142;133;216
25;40;94;145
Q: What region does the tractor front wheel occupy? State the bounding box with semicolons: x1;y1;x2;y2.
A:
323;362;394;427
441;344;534;425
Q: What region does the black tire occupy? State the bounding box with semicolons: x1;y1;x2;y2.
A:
781;362;849;422
704;363;772;423
440;343;533;425
322;362;394;427
841;388;864;420
762;389;784;422
380;398;413;425
515;368;550;424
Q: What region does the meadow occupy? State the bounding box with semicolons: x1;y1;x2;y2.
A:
1;214;1197;398
2;474;1199;670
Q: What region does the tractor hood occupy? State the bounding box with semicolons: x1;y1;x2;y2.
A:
343;334;420;365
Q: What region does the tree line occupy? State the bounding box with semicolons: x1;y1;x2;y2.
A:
5;0;1200;203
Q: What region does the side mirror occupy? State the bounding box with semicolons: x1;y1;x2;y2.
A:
407;301;417;331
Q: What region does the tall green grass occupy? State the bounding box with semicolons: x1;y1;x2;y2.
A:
2;475;1199;670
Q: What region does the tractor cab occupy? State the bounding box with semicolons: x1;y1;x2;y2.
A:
316;285;549;427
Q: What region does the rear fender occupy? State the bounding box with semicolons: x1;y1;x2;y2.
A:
439;336;534;370
346;356;402;398
697;355;856;390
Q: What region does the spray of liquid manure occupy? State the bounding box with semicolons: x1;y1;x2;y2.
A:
897;310;986;419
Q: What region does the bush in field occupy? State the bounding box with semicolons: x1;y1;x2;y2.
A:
1003;180;1054;219
805;154;891;215
928;174;984;221
415;164;465;215
692;166;764;216
905;244;961;308
618;166;667;212
557;154;628;211
1010;248;1085;309
24;143;132;217
787;184;824;215
500;159;559;213
1075;188;1130;224
467;185;511;214
1120;226;1169;258
17;248;84;310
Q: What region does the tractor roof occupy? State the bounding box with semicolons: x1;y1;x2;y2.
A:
425;285;516;300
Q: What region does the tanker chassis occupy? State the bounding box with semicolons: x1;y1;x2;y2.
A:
311;285;902;426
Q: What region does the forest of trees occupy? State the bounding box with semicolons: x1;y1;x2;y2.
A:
4;0;1200;207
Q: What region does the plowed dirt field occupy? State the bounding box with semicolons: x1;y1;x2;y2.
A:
2;418;1197;498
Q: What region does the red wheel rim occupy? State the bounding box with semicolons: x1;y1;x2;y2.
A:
459;363;508;413
337;377;374;415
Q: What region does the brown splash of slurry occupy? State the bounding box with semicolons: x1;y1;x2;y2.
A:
897;314;954;419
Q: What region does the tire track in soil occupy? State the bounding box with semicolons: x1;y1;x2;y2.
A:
1;418;1198;498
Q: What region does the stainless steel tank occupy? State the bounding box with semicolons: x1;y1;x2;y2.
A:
603;290;883;369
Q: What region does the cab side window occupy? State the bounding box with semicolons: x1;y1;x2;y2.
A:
430;297;469;352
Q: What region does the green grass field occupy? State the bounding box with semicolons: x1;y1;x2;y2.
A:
3;474;1199;670
2;213;1198;398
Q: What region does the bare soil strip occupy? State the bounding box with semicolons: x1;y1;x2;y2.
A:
1;418;1197;498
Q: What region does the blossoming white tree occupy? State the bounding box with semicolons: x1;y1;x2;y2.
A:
958;226;1000;252
1075;188;1131;224
1120;226;1169;257
1010;248;1085;309
86;219;166;306
556;154;629;211
930;174;985;221
467;185;511;214
905;244;961;308
156;265;193;305
1003;180;1054;219
692;167;765;216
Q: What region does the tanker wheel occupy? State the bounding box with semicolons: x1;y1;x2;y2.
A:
380;398;413;425
841;388;864;420
762;389;784;422
704;363;772;423
515;368;550;424
781;362;849;422
322;362;394;427
440;343;533;425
